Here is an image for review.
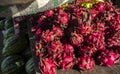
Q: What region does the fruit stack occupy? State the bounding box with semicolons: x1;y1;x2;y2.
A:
27;0;120;74
0;18;35;74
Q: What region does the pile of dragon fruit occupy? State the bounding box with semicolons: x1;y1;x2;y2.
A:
29;0;120;74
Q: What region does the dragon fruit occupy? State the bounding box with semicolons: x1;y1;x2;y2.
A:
52;26;63;37
39;57;56;74
95;2;105;12
57;52;74;70
41;30;55;43
97;50;119;67
87;32;105;50
90;8;98;20
48;40;63;59
70;32;83;47
79;46;96;57
78;22;93;36
93;21;105;32
34;42;43;57
77;56;95;70
63;44;74;54
55;8;69;28
45;10;54;17
107;30;120;47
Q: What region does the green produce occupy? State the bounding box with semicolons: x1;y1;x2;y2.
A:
2;35;28;57
81;2;93;9
25;58;35;74
0;19;6;30
4;18;13;30
4;27;14;39
93;0;104;3
22;47;32;59
1;55;25;74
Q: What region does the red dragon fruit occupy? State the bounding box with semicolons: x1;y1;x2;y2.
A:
57;52;74;70
34;42;43;57
36;28;42;35
48;40;63;59
97;50;119;67
79;22;93;36
93;21;105;32
107;38;120;47
70;32;84;47
111;20;120;31
79;46;96;57
52;26;63;37
39;57;56;74
57;12;69;28
107;30;120;47
45;10;54;17
63;44;74;54
87;32;105;50
95;2;105;12
90;8;98;20
35;28;42;42
41;30;55;43
77;56;95;70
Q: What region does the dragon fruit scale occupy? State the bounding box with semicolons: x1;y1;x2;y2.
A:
39;57;57;74
77;56;95;70
97;50;119;67
70;31;84;47
57;52;74;70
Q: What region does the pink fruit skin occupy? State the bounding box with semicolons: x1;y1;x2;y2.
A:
34;43;43;57
87;32;105;50
39;58;56;74
48;40;63;59
97;50;119;67
77;56;95;70
41;30;55;43
79;46;95;57
52;26;63;37
63;44;74;54
95;2;105;12
45;10;54;17
70;32;83;47
57;52;74;70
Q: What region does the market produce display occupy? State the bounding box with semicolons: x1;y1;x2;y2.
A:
27;0;120;74
0;18;35;74
1;55;25;74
